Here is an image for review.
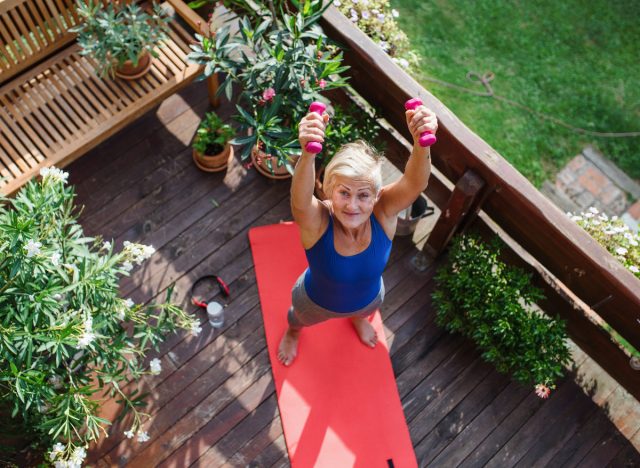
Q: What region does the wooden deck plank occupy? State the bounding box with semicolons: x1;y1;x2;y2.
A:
485;378;595;467
62;79;639;466
430;379;531;466
415;369;511;465
547;410;622;467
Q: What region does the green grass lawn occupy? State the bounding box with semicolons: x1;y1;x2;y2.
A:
392;0;640;188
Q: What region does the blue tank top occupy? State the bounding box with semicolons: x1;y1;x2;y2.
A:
303;213;393;313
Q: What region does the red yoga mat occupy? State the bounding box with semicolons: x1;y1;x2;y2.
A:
249;222;417;468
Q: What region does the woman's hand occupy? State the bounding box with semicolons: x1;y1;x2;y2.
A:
298;111;329;156
405;105;438;147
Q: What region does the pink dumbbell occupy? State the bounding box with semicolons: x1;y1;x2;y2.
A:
305;101;327;154
404;98;436;147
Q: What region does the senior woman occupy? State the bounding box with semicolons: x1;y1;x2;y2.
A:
277;103;437;366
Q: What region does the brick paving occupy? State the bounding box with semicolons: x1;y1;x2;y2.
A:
542;147;640;232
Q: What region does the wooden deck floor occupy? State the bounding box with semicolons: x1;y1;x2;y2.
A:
69;81;640;467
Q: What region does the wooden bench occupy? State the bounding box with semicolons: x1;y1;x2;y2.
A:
0;0;205;195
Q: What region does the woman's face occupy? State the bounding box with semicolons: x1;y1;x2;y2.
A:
330;176;378;229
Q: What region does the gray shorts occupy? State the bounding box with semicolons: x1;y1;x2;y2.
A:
288;272;385;328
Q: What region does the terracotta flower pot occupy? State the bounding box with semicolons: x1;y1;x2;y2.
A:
192;143;233;172
250;145;295;180
115;51;152;80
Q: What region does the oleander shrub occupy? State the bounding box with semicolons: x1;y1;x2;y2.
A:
432;233;571;398
0;168;199;466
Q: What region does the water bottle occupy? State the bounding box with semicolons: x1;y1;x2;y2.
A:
207;301;225;328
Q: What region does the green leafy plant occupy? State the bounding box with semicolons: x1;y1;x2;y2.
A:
0;168;199;465
187;0;350;174
193;111;235;155
432;233;570;398
71;0;171;78
334;0;419;71
321;101;384;167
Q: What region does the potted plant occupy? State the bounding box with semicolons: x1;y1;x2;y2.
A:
187;0;350;178
192;111;236;172
72;0;171;80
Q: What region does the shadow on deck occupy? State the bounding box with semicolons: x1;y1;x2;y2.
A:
71;81;639;467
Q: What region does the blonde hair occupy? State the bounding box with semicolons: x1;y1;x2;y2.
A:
323;140;383;197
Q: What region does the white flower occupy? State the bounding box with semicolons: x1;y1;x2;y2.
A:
398;58;409;68
50;252;61;266
371;8;379;14
624;232;634;240
125;298;135;308
588;206;599;214
78;331;96;348
137;431;150;442
142;244;156;258
71;447;86;464
612;215;619;221
361;10;370;19
122;261;133;272
49;442;65;461
102;241;112;251
54;461;69;468
629;265;639;273
49;375;63;389
190;322;203;336
598;213;609;221
149;358;162;375
591;220;600;226
124;428;135;439
377;13;385;22
615;247;628;256
40;166;69;184
333;0;341;5
25;239;42;257
117;309;126;321
604;229;616;235
392;8;399;17
351;0;358;3
584;212;595;218
570;215;583;222
630;239;638;247
379;40;389;51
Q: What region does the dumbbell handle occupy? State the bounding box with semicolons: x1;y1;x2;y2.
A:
305;101;327;154
404;98;436;147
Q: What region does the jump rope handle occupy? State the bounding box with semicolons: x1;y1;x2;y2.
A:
404;98;437;147
305;101;327;154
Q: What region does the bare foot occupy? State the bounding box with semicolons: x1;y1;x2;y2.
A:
351;316;378;348
277;327;300;366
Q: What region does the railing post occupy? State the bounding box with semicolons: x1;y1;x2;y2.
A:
415;169;485;269
207;74;220;108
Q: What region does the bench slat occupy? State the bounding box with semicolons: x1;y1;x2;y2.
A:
0;0;77;84
0;115;40;170
0;13;203;194
68;53;129;112
0;93;58;154
0;99;45;166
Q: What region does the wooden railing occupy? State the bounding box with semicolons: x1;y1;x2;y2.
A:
319;6;640;400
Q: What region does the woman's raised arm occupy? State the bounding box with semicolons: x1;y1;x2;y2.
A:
290;111;330;240
378;105;437;218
